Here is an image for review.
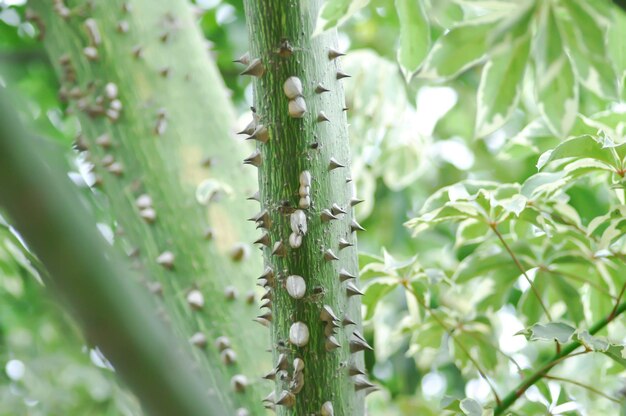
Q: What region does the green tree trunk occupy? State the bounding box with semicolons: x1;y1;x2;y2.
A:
242;1;371;414
28;0;266;413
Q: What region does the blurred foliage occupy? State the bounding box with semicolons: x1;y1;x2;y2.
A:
1;0;626;414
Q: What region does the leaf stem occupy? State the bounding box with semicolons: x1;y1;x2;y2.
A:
543;375;621;403
490;224;553;320
494;299;626;414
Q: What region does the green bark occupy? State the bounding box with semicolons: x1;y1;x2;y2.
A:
0;93;224;416
27;0;267;413
242;1;370;414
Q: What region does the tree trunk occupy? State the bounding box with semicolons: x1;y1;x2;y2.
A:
242;1;371;414
28;0;266;414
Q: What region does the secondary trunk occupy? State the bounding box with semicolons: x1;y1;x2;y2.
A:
28;0;267;413
242;1;372;414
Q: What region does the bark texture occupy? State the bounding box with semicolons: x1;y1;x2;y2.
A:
242;1;370;414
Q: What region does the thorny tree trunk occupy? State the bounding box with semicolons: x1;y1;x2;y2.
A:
28;0;267;414
241;1;373;415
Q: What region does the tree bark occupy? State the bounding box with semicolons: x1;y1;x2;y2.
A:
27;0;267;413
242;1;370;414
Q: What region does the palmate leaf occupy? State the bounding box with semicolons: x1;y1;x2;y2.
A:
395;0;430;81
534;5;578;137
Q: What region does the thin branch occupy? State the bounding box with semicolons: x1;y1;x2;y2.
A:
402;282;502;406
609;282;626;320
543;375;621;404
490;224;553;320
494;300;626;414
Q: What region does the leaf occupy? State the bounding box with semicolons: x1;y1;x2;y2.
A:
552;275;584;324
460;398;483;416
603;344;626;368
534;6;578;137
518;322;576;343
475;14;532;137
417;16;498;80
577;330;610;352
363;277;399;320
556;0;618;99
314;0;369;34
537;135;616;170
396;0;430;81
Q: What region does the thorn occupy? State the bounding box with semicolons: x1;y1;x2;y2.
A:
224;285;238;300
315;83;330;94
348;363;366;376
186;289;205;310
320;209;338;222
254;232;271;247
331;203;346;215
238;118;257;135
257;311;273;322
321;401;334;416
221;348;237;365
240;58;265;77
233;51;250;65
288;96;307;118
328;48;345;60
276;391;295;408
246;125;269;143
338;238;353;250
189;332;207;348
325;336;341;352
276;353;289;370
156;251;175;269
346;177;353;183
131;45;143;58
262;369;276;381
350;197;364;206
215;336;231;351
351;219;366;232
231;375;248;393
343;315;356;326
324;249;339;261
259;267;274;283
339;269;357;282
262;391;276;404
328;157;345;171
247;191;260;202
271;241;286;257
349;334;373;352
353;375;377;392
283;76;303;99
248;209;269;224
336;71;351;80
317;111;330;122
320;305;339;322
346;282;364;297
243;149;262;167
254;317;271;327
159;67;171;78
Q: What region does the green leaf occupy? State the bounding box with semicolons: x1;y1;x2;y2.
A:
417;16;498;80
556;1;618;99
314;0;369;34
396;0;430;81
363;277;399;320
577;330;610;352
552;275;584;324
534;6;578;137
608;9;626;98
603;344;626;368
460;398;483;416
537;135;616;170
475;9;532;137
518;322;576;343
